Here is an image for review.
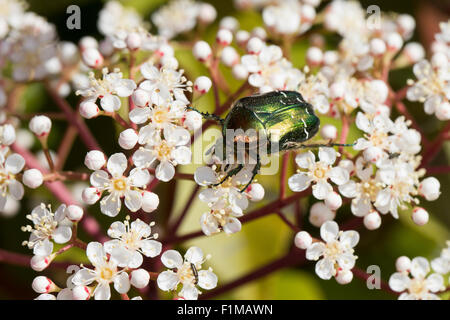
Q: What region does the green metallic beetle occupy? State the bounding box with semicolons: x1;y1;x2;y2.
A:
188;90;353;192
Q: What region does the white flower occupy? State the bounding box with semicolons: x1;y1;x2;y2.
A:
72;242;130;300
104;218;162;268
289;148;349;200
22;203;72;257
200;199;243;236
195;164;261;216
431;241;450;275
76;68;136;113
151;0;201;39
407;58;450;121
138;63;192;104
0;153;25;210
389;257;445;300
338;157;381;218
157;247;217;300
86;153;151;216
306;221;359;280
133;127;191;182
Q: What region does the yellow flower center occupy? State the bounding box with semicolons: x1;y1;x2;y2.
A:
113;178;127;191
99;266;116;281
155;141;172;160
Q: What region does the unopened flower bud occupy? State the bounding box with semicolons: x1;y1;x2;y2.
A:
363;211;381;230
35;294;56;300
29;115;51;137
219;16;239;32
118;129;138;150
0;124;16;146
32;276;56;294
323;51;339;66
221;46;239;67
65;205;84;222
142;191;159;213
82;48;103;68
370;38;386;56
247;37;263;54
412;207;429;226
84;150;106;170
193;41;212;62
99;38;114;57
418;177;441;201
216;29;233;46
183;111;202;131
79;101;100;119
395;256;411;272
132;89;151;107
130;269;150;288
306;47;323;66
436;102;450;121
330;81;345;100
246;183;264;201
79;36;98;51
294;231;312;249
198;3;217;24
309;202;335;227
301;4;316;23
23;169;44;189
403;42;425;63
320;124;337;140
232;64;248;80
335;269;353;285
397;14;415;39
324;191;342;210
386;33;403;52
251;27;267;40
82;187;101;205
126;32;142;50
194;76;212;94
30;255;51;271
72;286;91;300
236;30;250;46
155;44;174;58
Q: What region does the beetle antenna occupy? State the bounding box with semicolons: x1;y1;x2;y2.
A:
186;106;224;124
285;141;355;149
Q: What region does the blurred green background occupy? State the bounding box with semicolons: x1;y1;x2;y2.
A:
0;0;449;299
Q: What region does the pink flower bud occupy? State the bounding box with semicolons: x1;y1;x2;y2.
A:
72;286;91;300
32;276;56;294
82;187;101;205
403;42;425;63
216;29;233;46
79;36;98;51
84;150;106;170
247;37;263;54
193;41;212;62
412;207;429;226
132;89;151;107
118;129;138;150
385;33;403;52
194;76;212;94
335;269;353;285
30;255;51;271
23;169;44;189
246;183;264;201
79;101;100;119
294;231;312;249
397;14;415;39
82;48;104;68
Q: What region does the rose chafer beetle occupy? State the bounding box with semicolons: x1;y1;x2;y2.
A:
188;90;353;192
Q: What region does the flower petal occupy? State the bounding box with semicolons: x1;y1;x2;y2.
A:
161;250;183;269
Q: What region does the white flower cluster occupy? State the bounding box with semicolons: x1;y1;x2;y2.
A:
389;246;450;300
407;21;450;121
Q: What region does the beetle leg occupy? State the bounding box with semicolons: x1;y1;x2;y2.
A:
298;142;355;148
240;154;261;193
186;106;224;124
212;164;244;186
